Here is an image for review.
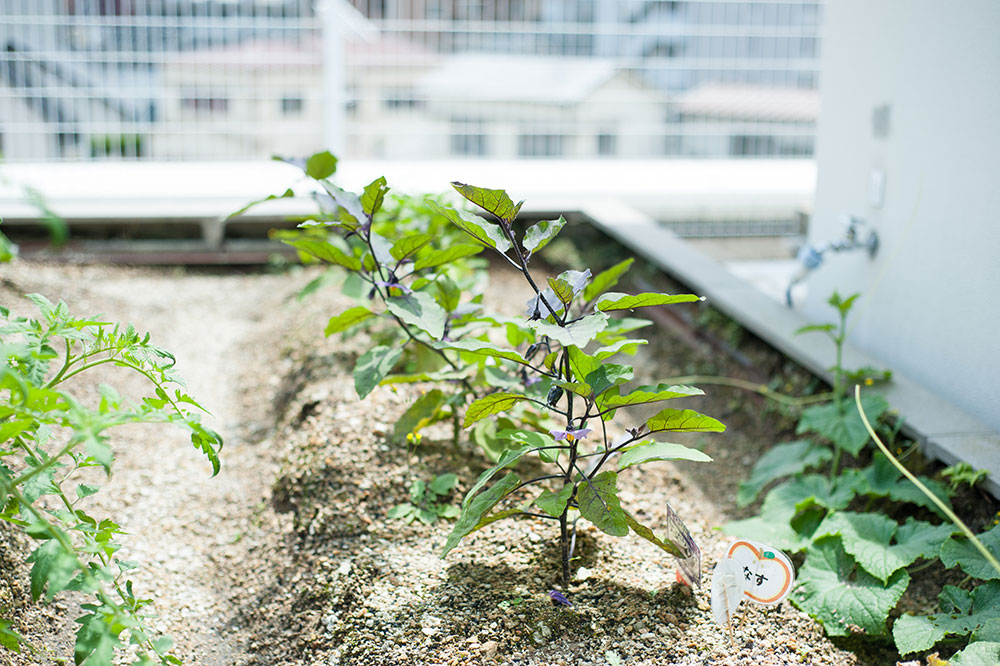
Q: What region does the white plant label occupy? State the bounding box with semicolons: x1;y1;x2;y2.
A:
724;539;795;606
710;557;746;627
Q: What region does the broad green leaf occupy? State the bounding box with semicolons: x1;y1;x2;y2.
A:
523;216;567;255
596;292;702;312
74;611;120;666
576;471;629;537
442;471;521;557
625;511;683;557
386;291;446;339
434;339;531;367
736;440;832;507
27;538;79;601
498;428;562;463
464;392;528;428
429;202;512;254
353;345;403;399
950;641;1000;666
973;618;1000;643
413;244;484;270
451;182;523;222
940;524;1000;580
598;383;704;416
319;181;366;225
770;473;862;512
368;231;394;267
471;417;517;463
528;313;609;348
566;346;600;383
794;537;909;636
858;453;952;514
583;258;634;302
583;364;633;398
392;389;446;441
305;150;337;179
618;440;712;470
0;619;22;652
462;447;532;509
484;366;520;390
814;513;954;583
797;394;888;456
593;339;647;361
361;176;389;216
430;473;459;496
390;233;433;261
433;275;461;312
598;316;652;339
893;583;1000;655
645;408;726;434
723;485;815;553
534;485;573;518
325;306;375;336
283;237;362;271
547;276;575;306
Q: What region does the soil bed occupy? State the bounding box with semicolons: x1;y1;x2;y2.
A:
1;257;994;666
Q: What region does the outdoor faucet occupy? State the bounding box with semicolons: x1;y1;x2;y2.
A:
785;215;879;307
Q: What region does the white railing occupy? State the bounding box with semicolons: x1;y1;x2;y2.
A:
0;0;822;162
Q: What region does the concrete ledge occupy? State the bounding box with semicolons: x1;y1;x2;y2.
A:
579;200;1000;498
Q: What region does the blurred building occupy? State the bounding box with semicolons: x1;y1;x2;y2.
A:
0;0;823;161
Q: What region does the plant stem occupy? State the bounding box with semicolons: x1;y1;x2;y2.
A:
855;386;1000;578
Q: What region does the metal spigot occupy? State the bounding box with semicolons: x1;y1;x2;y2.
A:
785;216;879;307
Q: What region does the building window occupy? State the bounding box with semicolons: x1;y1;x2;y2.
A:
451;132;487;156
597;133;616;156
383;88;419;109
281;96;304;115
518;133;563;157
181;96;228;113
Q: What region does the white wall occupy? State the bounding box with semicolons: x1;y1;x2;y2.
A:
805;1;1000;429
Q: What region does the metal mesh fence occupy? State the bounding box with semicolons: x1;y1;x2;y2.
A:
0;0;822;162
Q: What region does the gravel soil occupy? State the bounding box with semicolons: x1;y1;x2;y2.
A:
1;260;981;666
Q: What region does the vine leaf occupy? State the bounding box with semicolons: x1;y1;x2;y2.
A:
893;583;1000;655
442;472;521;557
940;524;1000;580
464;392;529;428
797;393;888;456
949;641;1000;666
794;537;909;636
618;441;713;470
813;512;955;583
576;471;629;537
595;292;702;312
736;440;832;507
451;182;523;222
523;217;567;255
429;202;513;253
857;452;952;515
386;291;446;339
353;345;403;399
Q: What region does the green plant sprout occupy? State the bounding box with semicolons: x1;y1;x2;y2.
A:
1;295;222;665
241;152;724;587
388;473;461;525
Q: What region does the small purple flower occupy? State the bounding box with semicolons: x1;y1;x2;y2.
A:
524;375;542;387
548;590;573;607
549;428;592;443
375;280;413;295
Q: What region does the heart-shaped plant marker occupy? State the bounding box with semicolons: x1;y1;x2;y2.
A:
725;539;795;605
